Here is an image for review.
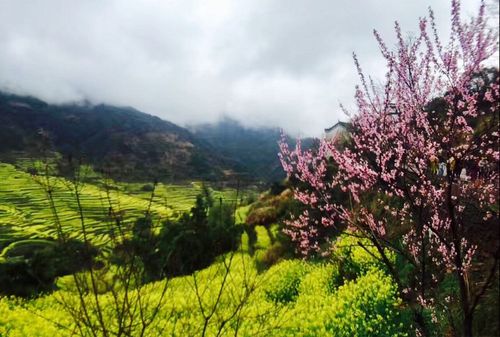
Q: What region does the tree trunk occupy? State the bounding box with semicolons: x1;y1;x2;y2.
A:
414;310;430;337
462;312;473;337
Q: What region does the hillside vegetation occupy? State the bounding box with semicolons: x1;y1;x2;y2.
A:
0;163;236;248
0;92;307;184
0;228;411;337
0;162;413;336
0;92;228;181
191;117;316;182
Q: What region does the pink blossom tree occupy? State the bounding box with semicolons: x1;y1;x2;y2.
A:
279;1;499;336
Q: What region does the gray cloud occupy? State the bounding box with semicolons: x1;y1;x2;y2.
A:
0;0;488;136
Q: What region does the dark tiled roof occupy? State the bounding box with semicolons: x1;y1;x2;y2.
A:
324;121;350;132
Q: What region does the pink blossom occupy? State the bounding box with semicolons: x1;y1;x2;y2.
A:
278;0;499;329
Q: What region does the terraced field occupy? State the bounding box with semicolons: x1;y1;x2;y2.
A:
0;163;241;250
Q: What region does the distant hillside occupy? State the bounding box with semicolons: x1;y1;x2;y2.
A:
0;92;228;181
190;117;316;182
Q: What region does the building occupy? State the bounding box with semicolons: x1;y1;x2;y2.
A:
324;121;350;143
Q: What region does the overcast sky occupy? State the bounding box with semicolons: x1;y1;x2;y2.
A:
0;0;494;136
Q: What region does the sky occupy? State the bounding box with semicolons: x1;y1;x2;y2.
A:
0;0;495;136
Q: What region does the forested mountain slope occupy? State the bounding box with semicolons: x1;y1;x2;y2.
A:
0;92;230;181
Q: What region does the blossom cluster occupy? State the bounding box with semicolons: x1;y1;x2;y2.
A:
279;0;499;313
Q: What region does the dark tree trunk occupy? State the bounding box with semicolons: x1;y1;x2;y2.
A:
463;312;473;337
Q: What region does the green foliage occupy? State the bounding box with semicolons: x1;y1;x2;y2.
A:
0;91;227;181
0;254;413;337
473;272;500;337
0;163;171;246
0;161;416;336
246;188;297;227
0;163;237;247
0;239;57;258
264;259;311;303
255;241;288;270
140;183;154;192
0;295;71;337
331;233;394;280
325;269;409;337
244;188;301;263
148;191;242;277
0;239;98;297
275;268;410;337
298;263;341;296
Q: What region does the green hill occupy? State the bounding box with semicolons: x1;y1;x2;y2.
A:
0;92;230;181
190;117;317;182
0;163;237;249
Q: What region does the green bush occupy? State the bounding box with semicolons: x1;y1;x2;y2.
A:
153;192;242;277
331;234;394;280
0;239;98;297
299;263;341;296
264;259;311;303
140;183;155;192
278;268;410;337
0;258;414;337
325;269;410;337
255;241;287;270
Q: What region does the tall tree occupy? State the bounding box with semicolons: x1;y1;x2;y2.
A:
279;1;499;336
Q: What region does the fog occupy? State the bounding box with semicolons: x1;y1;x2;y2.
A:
0;0;489;136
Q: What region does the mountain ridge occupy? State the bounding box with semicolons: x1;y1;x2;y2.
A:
0;91;229;181
0;92;308;183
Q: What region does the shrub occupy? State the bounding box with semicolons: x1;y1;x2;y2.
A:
140;183;154;192
0;239;97;297
207;201;241;253
246;206;277;227
255;241;287;271
325;269;410;337
278;268;411;337
331;234;394;280
298;263;341;296
264;260;311;303
155;192;242;277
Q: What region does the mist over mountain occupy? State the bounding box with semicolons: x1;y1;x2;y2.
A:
190;117;315;182
0;91;229;181
0;92;308;183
